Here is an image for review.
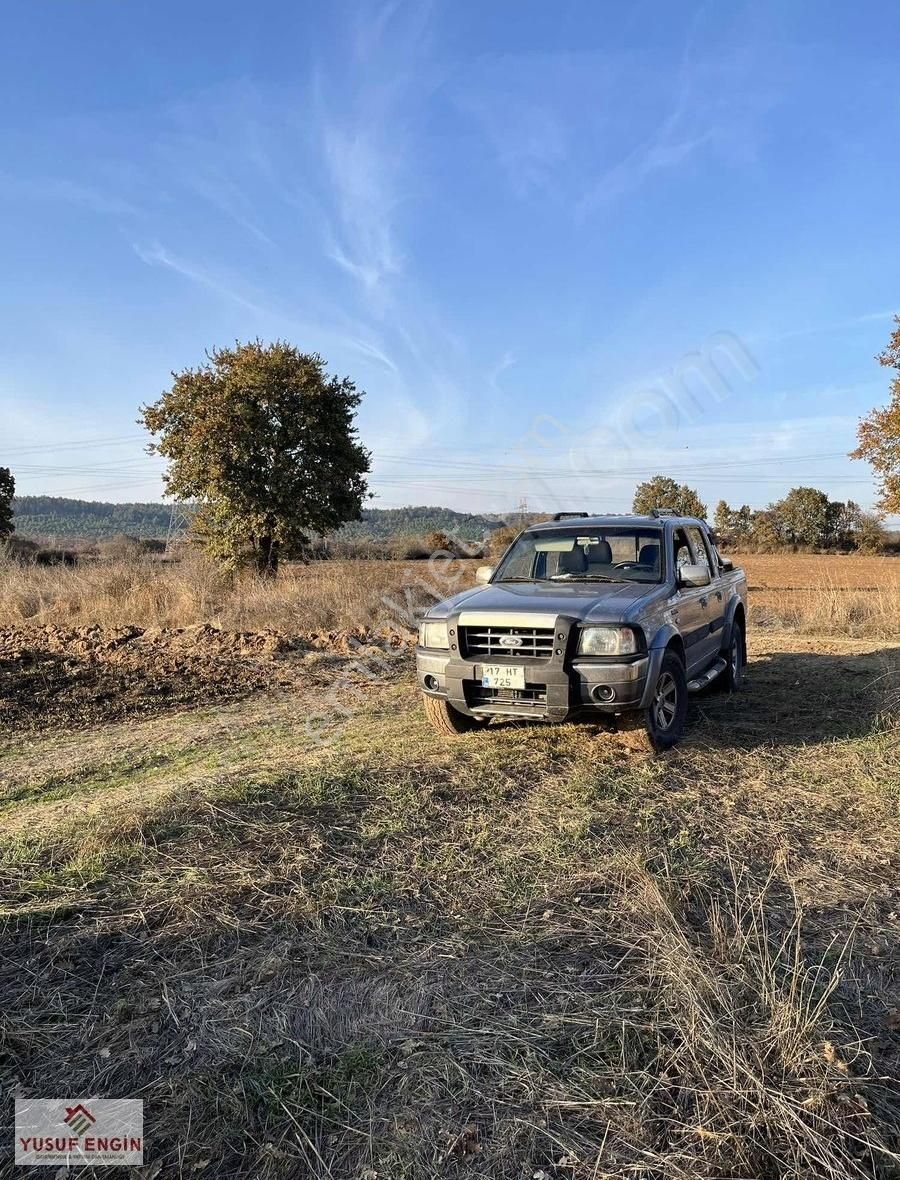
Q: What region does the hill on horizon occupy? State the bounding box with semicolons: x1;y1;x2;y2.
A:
10;496;505;543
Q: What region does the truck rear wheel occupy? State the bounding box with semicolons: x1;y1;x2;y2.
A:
422;694;486;735
717;620;745;692
618;651;688;752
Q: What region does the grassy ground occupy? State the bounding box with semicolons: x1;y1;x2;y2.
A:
2;631;899;1178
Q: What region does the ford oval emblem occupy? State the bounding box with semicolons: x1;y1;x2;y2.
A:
499;635;523;648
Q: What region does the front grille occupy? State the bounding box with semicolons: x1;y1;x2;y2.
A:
466;684;548;709
461;625;555;660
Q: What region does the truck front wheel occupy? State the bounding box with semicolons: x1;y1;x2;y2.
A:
422;694;486;735
618;651;688;752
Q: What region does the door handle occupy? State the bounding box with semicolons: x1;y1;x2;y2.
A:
699;596;708;607
716;590;723;601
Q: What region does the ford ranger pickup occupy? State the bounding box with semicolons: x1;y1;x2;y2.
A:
416;510;748;750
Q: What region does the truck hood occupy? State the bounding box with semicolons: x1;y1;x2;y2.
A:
427;579;664;624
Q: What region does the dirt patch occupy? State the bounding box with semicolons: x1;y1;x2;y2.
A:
0;623;414;732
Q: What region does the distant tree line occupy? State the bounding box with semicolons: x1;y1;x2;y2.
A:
5;484;893;556
8;495;501;547
713;490;886;553
630;474;891;553
10;496;173;540
338;506;502;541
0;467;14;539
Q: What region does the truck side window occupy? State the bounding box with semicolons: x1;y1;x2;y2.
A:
672;528;692;570
686;526;712;571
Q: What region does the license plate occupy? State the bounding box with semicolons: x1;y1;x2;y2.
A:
480;664;526;689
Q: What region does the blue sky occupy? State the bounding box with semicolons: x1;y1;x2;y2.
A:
1;0;899;521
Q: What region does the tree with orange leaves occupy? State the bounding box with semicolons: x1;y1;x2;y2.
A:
852;316;900;513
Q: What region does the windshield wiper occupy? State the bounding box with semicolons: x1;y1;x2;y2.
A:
550;574;620;583
496;576;548;583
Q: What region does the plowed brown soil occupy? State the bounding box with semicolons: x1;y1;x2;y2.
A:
0;623;413;731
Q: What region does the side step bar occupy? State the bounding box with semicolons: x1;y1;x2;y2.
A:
687;658;726;693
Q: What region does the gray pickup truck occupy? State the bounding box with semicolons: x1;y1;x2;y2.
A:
416;510;747;750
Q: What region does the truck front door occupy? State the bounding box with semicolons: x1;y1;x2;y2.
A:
685;525;722;667
671;527;711;677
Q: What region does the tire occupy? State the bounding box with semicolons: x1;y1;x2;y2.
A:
618;651;688;752
717;620;745;693
422;693;485;736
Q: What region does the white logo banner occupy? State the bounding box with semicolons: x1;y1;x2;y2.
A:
15;1098;144;1167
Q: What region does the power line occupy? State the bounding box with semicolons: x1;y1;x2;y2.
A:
368;449;854;479
14;478;165;498
3;435;147;455
372;474;875;487
7;439;866;484
18;464;870;487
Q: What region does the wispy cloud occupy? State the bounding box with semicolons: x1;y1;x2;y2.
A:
488;350;517;394
0;173;138;217
132;240;270;316
750;309;900;347
154;83;279;247
182;172;275;247
578;128;712;213
457;89;569;198
131;238;405;380
852;309;899;325
580;69;698;212
316;2;434;307
322;122;403;295
454;7;776;219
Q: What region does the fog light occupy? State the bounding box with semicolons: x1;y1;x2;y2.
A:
424;674;439;691
592;684;616;702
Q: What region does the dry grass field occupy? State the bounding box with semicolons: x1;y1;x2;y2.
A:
739;553;898;589
1;549;899;1178
1;548;899;636
739;553;900;638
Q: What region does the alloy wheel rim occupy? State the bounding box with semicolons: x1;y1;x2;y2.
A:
653;671;678;730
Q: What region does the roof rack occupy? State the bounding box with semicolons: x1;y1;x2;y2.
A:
551;511;590;521
650;507;678;518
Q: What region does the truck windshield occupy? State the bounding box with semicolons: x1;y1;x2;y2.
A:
494;526;664;584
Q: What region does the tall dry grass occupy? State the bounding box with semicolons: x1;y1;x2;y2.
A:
752;581;900;638
0;551;477;633
610;865;898;1179
2;550;899;637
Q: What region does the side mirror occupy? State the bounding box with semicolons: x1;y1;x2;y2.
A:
720;557;734;572
475;564;494;585
678;563;711;588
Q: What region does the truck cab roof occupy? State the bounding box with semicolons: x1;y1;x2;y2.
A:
527;513;708;532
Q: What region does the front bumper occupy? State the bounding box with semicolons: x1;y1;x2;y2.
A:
416;612;650;722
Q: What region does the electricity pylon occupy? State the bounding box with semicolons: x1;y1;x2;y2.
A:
165;501;194;556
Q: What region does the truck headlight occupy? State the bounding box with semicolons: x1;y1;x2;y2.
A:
578;626;638;656
418;620;450;649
